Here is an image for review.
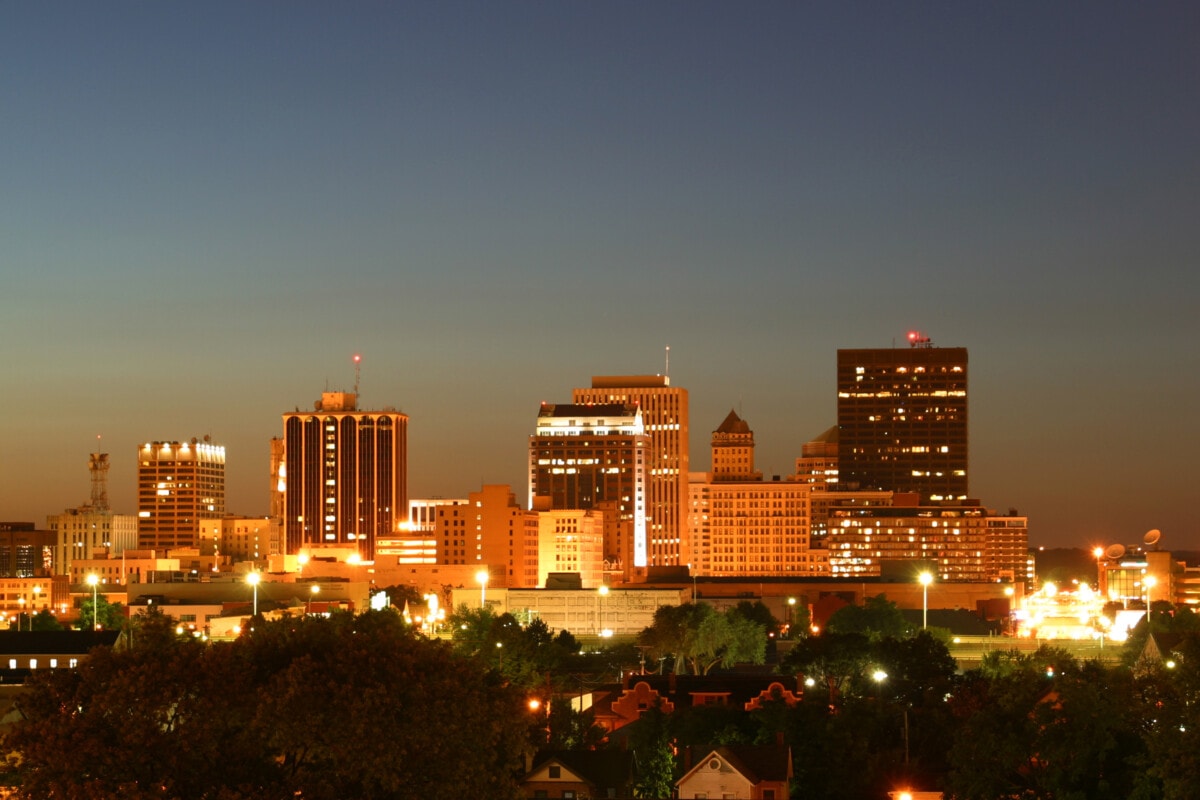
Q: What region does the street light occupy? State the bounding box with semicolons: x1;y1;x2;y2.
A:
31;585;42;631
86;574;100;631
1145;574;1158;609
17;598;25;632
598;585;611;637
476;569;489;608
308;584;320;616
246;572;261;617
297;552;309;579
918;572;934;630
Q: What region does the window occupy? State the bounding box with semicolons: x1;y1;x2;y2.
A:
548;766;561;779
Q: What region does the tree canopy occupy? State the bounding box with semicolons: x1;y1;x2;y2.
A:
6;608;534;800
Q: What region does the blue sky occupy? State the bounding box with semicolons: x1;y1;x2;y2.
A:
2;3;1197;549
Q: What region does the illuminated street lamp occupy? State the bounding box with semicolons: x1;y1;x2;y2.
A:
476;569;489;608
597;584;610;636
31;585;42;630
1145;574;1158;609
86;574;100;631
308;584;320;616
246;571;261;617
17;598;25;632
918;572;933;630
297;552;309;579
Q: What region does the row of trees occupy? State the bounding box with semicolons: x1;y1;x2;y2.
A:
5;609;536;800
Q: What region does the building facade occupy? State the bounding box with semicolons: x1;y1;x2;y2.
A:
688;412;816;578
528;402;647;577
823;496;1028;583
572;375;689;570
47;452;137;575
136;438;226;551
432;485;539;588
280;392;408;561
836;340;968;501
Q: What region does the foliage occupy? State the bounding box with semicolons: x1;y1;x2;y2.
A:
546;697;607;751
825;594;912;641
74;594;124;632
7;609;533;800
636;603;766;675
946;649;1144;800
30;610;65;632
627;703;675;799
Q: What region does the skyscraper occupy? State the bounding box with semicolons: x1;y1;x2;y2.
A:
528;402;647;575
137;438;226;551
280;391;408;561
836;338;968;501
573;375;689;570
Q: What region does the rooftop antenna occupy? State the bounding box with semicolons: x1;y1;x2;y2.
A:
665;345;670;377
907;330;933;348
353;353;362;399
88;448;110;511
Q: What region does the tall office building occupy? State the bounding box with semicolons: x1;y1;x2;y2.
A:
836;337;968;501
528;402;646;576
137;438;225;551
280;391;408;561
688;412;815;577
573;375;689;570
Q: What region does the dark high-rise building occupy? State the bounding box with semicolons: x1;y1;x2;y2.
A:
528;402;647;575
573;375;689;569
836;338;968;501
280;392;408;561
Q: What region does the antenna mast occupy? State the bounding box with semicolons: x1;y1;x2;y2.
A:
353;354;362;399
665;345;670;377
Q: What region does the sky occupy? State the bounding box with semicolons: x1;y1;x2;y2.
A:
1;3;1197;550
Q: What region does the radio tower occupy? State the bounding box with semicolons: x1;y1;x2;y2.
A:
88;448;110;511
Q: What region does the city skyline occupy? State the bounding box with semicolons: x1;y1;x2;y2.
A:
2;4;1197;549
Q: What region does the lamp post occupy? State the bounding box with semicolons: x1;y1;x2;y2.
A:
919;572;933;630
31;585;42;630
86;574;100;631
246;571;261;617
476;569;489;608
1145;574;1158;610
786;597;797;638
297;552;309;579
17;598;25;632
308;584;320;616
598;584;610;637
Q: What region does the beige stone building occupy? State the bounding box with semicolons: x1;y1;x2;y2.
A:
688;411;817;578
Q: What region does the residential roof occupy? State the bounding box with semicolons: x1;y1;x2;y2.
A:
527;749;637;793
0;630;120;655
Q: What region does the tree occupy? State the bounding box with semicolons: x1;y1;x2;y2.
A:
637;603;766;675
75;594;124;632
826;594;911;641
30;610;65;632
9;611;534;800
627;703;675;799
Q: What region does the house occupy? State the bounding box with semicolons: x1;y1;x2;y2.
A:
520;749;637;800
676;743;792;800
0;631;120;683
592;673;803;733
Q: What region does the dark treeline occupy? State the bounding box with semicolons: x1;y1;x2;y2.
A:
3;599;1200;799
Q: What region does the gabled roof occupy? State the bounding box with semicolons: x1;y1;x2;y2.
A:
677;743;792;787
525;750;637;793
